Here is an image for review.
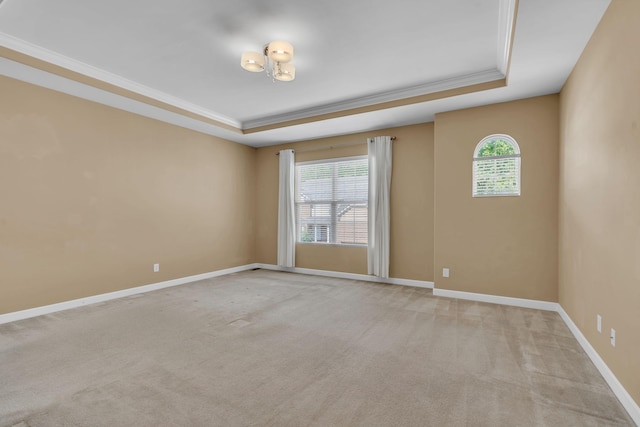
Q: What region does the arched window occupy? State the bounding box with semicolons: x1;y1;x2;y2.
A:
473;134;521;197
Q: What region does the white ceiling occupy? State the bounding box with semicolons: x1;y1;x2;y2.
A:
0;0;610;147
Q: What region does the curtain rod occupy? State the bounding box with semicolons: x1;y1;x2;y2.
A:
275;137;396;155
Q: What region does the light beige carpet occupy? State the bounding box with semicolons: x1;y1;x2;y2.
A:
0;270;634;426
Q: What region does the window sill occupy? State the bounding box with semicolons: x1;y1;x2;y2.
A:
472;193;521;198
296;242;367;248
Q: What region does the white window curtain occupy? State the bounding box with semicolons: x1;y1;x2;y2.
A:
278;149;296;267
367;136;393;278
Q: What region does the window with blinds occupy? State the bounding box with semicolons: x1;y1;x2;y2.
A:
295;156;368;245
473;134;521;197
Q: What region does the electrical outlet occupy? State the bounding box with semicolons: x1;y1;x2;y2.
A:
597;314;602;333
153;263;160;273
610;328;616;347
442;268;450;278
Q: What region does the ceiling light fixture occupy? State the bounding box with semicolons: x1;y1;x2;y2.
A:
241;40;296;82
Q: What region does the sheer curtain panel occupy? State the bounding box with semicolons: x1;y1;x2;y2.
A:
278;149;296;267
367;136;393;278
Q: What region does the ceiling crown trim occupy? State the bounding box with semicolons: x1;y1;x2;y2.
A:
241;68;505;130
497;0;518;75
0;31;242;129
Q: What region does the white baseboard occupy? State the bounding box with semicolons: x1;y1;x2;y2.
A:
432;288;559;311
0;263;259;325
0;263;431;325
557;306;640;425
254;263;434;289
431;287;638;425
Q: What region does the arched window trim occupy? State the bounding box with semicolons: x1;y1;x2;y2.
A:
472;134;521;197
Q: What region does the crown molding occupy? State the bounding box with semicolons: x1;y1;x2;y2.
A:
241;68;505;130
497;0;518;75
0;31;242;129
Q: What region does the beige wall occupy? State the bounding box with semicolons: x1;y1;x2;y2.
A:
434;95;559;301
559;0;640;405
0;76;256;314
255;123;435;282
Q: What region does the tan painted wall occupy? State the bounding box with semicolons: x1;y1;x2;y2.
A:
255;123;435;281
434;95;559;301
0;76;256;314
559;0;640;405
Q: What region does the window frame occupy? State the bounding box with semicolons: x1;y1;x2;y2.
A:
294;155;368;246
472;134;521;198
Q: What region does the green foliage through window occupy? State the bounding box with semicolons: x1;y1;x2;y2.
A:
476;138;516;157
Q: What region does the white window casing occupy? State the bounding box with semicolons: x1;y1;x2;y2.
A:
473;134;521;197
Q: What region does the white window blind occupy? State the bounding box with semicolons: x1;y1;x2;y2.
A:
473;135;521;197
295;156;368;245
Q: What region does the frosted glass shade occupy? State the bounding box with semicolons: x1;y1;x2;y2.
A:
274;62;296;81
268;41;294;63
241;51;264;72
